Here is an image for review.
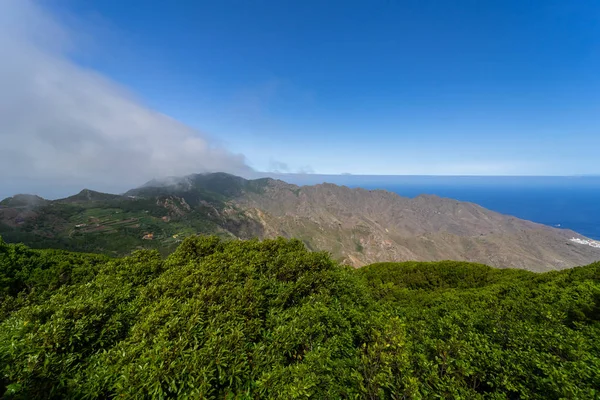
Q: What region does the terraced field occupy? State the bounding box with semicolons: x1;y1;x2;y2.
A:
0;192;232;256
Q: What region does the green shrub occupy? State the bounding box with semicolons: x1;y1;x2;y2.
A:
1;236;599;399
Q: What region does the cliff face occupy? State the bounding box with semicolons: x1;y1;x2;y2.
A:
2;173;599;271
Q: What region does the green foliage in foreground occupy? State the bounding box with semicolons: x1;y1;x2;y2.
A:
0;236;410;399
358;261;600;398
1;236;599;399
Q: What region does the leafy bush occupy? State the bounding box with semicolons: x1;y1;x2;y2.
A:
0;236;410;399
1;236;599;399
358;260;600;398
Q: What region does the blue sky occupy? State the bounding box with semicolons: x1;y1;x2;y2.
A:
49;0;599;176
2;0;599;197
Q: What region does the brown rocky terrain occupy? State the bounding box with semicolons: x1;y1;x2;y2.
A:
230;179;600;271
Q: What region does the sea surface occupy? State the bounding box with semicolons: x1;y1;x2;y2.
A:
285;175;600;240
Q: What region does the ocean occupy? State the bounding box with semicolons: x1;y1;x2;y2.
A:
284;175;600;240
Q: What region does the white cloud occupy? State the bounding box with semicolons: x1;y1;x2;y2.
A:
268;159;290;173
0;0;251;196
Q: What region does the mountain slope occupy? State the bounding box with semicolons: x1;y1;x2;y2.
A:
1;173;599;271
233;179;600;271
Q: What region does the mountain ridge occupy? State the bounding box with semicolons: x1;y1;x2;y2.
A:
1;172;599;271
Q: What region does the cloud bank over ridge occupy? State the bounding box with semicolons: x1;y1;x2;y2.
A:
0;0;251;197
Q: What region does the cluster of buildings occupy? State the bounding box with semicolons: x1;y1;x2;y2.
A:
570;237;600;249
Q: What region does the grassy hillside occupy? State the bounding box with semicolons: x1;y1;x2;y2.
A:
1;236;599;398
0;194;245;257
0;174;269;258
